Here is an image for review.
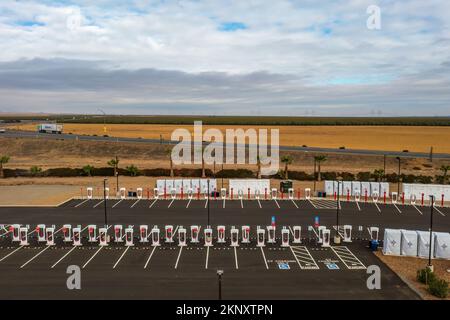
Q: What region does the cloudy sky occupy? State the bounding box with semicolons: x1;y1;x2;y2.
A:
0;0;449;116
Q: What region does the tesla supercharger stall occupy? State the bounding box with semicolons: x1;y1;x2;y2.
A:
288;188;294;200
125;227;134;246
153;188;159;199
238;189;244;199
322;229;331;247
271;188;277;200
391;192;398;204
230;227;239;247
369;227;379;241
204;228;213;247
171;188;177;200
46;226;55;246
99;227;108;246
178;227;187;247
37;224;46;242
88;225;97;243
281;227;290;247
217;226;226;244
19;226;29;246
11;224;20;242
86;187;93;199
120;187;126;199
220;188;227;199
293;226;302;244
355;191;361;203
152;226;161;246
190;225;199;244
63;224;72;242
187;188;193;199
317;226;326;244
257;227;265;247
137;188;143;199
241;226;250;244
267;226;276;244
114;225;123;243
343;225;352;243
140;225;148;243
72;227;82;246
305;188;311;200
165;225;173;243
410;194;417;205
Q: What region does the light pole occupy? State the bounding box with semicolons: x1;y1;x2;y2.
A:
396;157;401;194
428;195;435;272
207;178;210;226
334;177;342;244
217;270;224;300
103;178;108;228
313;158;317;192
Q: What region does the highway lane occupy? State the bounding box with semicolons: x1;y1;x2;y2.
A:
2;129;449;159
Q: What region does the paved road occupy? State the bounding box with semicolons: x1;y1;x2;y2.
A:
2;130;449;159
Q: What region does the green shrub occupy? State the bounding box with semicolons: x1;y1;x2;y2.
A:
216;169;254;179
417;268;436;284
125;165;140;177
428;279;449;298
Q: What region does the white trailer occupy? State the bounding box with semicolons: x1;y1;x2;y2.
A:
37;123;63;134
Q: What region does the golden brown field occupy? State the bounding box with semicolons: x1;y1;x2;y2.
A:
15;123;450;153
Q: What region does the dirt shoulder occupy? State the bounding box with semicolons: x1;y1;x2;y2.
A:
375;251;450;300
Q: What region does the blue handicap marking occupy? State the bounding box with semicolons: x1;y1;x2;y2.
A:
278;262;290;270
326;263;340;270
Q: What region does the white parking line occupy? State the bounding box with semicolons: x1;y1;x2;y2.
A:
149;199;157;208
0;246;23;262
307;199;317;209
130;199;141;208
355;201;361;211
412;205;423;215
204;199;208;209
82;246;103;269
174;246;183;269
234;247;239;270
75;199;89;208
291;200;299;209
393;204;402;214
434;206;446;217
373;202;381;213
260;247;269;269
205;246;210;269
186;198;192;208
112;199;124;208
20;246;51;269
168;199;175;208
240;199;243;209
51;246;77;269
223;198;226;209
144;246;157;269
331;246;366;270
274;199;280;208
113;246;130;269
257;199;262;208
93;200;104;208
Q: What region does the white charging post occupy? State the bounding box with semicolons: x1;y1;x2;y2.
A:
63;224;72;242
322;229;331;247
88;225;97;243
220;188;227;199
343;225;352;243
37;224;46;242
114;225;123;243
230;226;239;247
86;187;93;199
164;225;173;243
241;226;250;244
152;226;161;246
217;225;226;244
305;188;311;200
281;227;290;247
171;188;177;199
317;226;326;244
288;188;294;200
120;187;126;199
139;225;148;243
204;227;213;247
11;224;20;242
99;227;108;246
46;226;55;246
153;188;159;199
137;188;143;199
369;227;379;241
271;188;277;200
125;227;134;246
267;225;276;244
178;226;187;247
190;225;199;243
19;226;29;246
73;226;82;246
293;226;301;244
257;226;265;247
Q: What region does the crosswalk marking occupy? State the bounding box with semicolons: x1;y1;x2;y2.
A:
290;246;319;270
331;246;366;270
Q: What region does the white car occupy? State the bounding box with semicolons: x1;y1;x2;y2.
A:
0;128;5;133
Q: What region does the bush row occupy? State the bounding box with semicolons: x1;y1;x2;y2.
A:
1;167;445;184
417;268;448;298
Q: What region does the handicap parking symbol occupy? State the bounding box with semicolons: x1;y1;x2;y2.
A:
326;263;339;270
277;262;290;270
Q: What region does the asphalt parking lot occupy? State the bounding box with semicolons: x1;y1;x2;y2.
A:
0;197;449;299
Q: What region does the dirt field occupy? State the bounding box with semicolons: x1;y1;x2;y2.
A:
375;252;450;300
14;123;450;153
0;137;447;176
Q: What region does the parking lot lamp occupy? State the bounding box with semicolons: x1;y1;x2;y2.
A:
334;177;342;244
207;178;210;226
396;157;401;194
217;270;224;300
428;195;434;272
103;178;108;228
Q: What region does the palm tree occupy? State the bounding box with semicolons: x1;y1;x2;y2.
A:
314;155;327;181
82;165;94;177
0;155;10;178
373;169;385;182
281;155;293;180
107;157;120;176
165;147;174;177
30;166;42;177
256;156;262;179
126;165;139;177
441;165;450;184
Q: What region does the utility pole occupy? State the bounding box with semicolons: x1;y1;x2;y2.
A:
428;195;434;272
103;178;108;228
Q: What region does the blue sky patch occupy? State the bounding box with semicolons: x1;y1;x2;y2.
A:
219;22;247;32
